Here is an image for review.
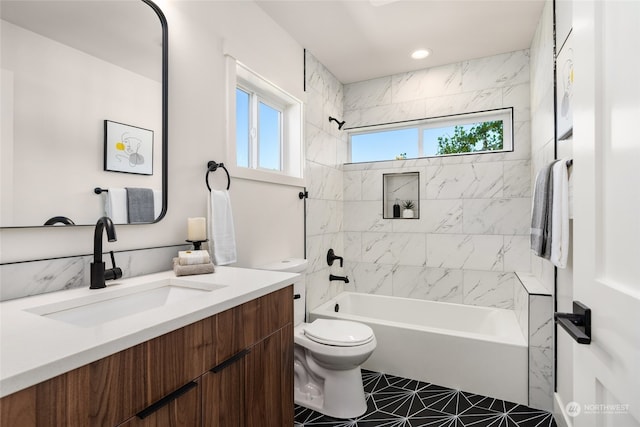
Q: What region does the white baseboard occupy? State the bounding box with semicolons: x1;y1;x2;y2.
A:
554;392;573;427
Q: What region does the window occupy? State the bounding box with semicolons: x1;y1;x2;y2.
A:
351;128;419;163
349;108;513;163
228;60;303;186
235;87;284;172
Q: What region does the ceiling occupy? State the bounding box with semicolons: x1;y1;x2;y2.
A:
256;0;545;84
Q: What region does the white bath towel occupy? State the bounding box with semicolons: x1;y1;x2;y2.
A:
208;190;237;265
530;162;557;258
105;188;128;224
550;160;570;268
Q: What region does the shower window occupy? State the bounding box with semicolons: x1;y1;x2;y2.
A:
348;108;513;163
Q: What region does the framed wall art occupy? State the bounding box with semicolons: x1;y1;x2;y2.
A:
104;120;153;175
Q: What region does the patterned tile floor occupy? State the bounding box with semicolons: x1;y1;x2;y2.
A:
294;370;557;427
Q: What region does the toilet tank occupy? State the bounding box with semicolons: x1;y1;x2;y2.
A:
256;258;307;326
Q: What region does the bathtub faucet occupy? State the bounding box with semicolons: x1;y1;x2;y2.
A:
329;274;349;284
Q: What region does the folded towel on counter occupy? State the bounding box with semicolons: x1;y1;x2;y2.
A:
126;187;155;223
208;190;237;265
173;257;215;276
550;159;570;268
105;188;128;224
178;250;211;266
530;160;559;258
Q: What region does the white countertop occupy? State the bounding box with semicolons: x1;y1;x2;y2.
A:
0;266;298;398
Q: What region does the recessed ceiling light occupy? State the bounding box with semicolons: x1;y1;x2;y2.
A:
411;49;431;60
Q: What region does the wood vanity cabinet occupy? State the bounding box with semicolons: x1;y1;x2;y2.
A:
0;286;294;427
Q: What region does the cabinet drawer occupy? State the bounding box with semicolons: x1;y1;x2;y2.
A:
118;379;201;427
146;316;214;404
89;342;147;425
214;286;293;364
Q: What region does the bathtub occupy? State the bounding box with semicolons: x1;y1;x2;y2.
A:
310;292;528;405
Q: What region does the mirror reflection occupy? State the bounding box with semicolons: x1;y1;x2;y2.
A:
0;0;166;227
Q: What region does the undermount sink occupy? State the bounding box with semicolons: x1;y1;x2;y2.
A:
25;279;225;327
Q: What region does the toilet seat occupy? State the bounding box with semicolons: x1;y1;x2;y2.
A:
303;319;374;347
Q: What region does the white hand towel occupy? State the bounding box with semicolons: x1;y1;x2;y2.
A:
550;160;570;268
105;188;128;224
208;190;237;265
178;250;211;266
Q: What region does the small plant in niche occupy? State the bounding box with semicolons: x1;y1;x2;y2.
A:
402;200;415;218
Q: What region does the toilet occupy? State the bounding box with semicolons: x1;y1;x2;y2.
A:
258;258;376;419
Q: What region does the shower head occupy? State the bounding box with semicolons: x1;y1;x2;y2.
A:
328;116;346;130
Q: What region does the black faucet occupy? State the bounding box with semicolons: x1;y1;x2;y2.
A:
90;216;122;289
327;249;344;267
329;274;349;284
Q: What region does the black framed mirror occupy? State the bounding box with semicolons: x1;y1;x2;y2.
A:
0;0;167;228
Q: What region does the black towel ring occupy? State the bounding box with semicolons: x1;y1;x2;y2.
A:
206;160;231;192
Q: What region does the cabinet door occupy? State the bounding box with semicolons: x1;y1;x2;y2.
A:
201;362;244;426
118;379;201;427
244;325;293;427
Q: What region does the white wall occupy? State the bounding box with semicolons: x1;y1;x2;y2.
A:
0;0;304;298
340;50;532;310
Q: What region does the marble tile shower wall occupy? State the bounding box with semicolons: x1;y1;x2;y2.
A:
342;50;532;310
303;52;349;314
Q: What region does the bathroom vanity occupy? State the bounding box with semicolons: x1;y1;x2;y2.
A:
0;268;296;426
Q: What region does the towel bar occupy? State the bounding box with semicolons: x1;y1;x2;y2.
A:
555;301;591;344
206;161;231;192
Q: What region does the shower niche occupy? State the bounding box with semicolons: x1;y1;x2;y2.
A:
383;172;420;219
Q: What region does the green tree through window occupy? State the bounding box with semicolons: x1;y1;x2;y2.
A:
436;120;503;155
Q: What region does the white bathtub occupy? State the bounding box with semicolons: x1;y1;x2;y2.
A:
310;292;528;405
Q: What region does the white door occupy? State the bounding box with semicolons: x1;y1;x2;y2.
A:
571;1;640;426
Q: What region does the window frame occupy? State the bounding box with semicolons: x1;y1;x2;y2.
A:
348;108;513;164
226;57;304;187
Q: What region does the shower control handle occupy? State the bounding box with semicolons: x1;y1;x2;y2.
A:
327;249;344;267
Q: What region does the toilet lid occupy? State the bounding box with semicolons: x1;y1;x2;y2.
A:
303;319;374;347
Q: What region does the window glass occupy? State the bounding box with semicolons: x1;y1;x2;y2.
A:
423;120;503;156
351;128;419;163
348;109;511;163
258;101;281;171
235;88;250;168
